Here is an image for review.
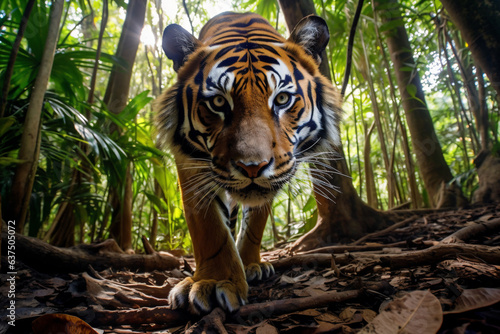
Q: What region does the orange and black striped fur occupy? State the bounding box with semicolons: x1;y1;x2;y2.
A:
155;12;342;314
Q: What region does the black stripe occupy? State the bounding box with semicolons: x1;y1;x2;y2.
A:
214;45;237;60
214;29;279;37
249;37;282;43
228;203;239;238
215;195;229;219
211;38;247;46
258;55;279;65
275;158;292;170
218;56;240;68
260;44;282;56
229;18;271;28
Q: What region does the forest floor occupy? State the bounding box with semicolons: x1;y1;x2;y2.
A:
1;202;500;334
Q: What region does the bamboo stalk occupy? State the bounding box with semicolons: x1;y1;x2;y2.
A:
360;30;395;209
371;0;420;209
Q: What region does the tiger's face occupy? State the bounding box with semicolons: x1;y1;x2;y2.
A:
156;13;341;207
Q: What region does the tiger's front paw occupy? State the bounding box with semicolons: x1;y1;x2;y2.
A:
245;262;275;282
169;277;248;314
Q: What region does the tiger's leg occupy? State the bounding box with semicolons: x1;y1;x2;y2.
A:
169;168;248;314
236;204;275;282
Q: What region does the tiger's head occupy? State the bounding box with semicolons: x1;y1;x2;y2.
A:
156;12;341;207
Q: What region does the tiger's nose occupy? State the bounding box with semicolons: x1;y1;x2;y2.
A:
234;159;271;178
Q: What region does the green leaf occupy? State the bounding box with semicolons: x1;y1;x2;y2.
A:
406;84;417;98
145;191;168;212
0;117;16;136
0;157;26;166
117;90;153;124
379;19;405;32
303;195;316;212
400;66;415;72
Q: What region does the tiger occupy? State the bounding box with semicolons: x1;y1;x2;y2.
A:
155;12;342;314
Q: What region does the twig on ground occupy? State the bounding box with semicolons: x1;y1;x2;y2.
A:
441;218;500;244
90;306;188;327
299;240;435;255
185;308;227;334
378;243;500;268
351;216;419;245
272;253;341;271
232;289;363;322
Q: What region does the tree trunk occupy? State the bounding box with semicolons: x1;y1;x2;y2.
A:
374;0;454;207
0;0;35;118
447;32;481;152
7;0;64;233
103;0;146;111
279;0;393;251
44;170;79;247
364;122;379;208
440;35;473;168
104;0;147;252
476;67;489;150
351;83;363;197
149;180;162;249
440;0;500;97
109;164;135;253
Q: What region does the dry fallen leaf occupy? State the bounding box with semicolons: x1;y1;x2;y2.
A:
315;312;342;324
361;309;377;323
339;307;357;322
292;309;323;317
358;290;443;334
314;321;344;333
32;313;100;334
444;288;500;314
255;322;279;334
280;275;298;285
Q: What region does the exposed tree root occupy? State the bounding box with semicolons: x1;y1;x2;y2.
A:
351;215;419;245
298;240;435;255
274;243;500;273
441;218;500;244
90;306;188;327
90;288;367;329
2;231;180;273
232;289;363;321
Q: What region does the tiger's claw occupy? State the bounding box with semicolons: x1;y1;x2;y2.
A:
245;262;275;282
169;277;248;314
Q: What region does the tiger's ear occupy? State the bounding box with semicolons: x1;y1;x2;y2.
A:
288;15;330;64
162;24;201;72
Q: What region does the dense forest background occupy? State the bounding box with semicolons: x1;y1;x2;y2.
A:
1;0;498;253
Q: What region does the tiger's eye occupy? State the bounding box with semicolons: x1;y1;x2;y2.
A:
212;95;226;108
275;92;290;106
